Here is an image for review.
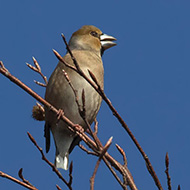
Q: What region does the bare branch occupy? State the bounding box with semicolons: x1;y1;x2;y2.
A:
0;62;137;190
0;171;37;190
90;158;101;190
53;49;77;72
79;144;98;156
18;168;35;188
27;132;72;190
56;184;62;190
34;80;47;87
26;63;39;72
93;119;98;135
26;57;48;87
32;57;41;72
165;153;172;190
68;162;73;186
90;137;113;190
102;158;128;190
116;144;127;168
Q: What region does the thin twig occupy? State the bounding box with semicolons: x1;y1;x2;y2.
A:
90;137;113;190
62;69;102;150
26;57;48;87
103;157;128;190
0;171;37;190
116;144;127;168
165;153;172;190
90;159;101;190
61;34;82;73
56;184;62;190
32;57;48;85
68;162;73;186
53;49;77;72
79;144;98;156
27;132;72;190
93;119;98;135
18;168;35;187
34;80;47;87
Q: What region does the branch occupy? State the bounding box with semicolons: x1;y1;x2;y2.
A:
0;171;37;190
0;61;137;190
79;144;98;156
61;66;135;190
165;153;172;190
90;136;113;190
26;57;48;87
62;69;102;150
116;144;128;170
56;184;62;190
18;168;36;188
57;35;163;190
27;132;73;190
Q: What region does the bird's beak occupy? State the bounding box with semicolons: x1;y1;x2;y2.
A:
100;33;117;50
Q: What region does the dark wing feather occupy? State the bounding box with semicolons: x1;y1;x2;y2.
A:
44;123;51;153
69;136;81;154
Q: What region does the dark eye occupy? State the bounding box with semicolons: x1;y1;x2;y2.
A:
90;31;99;38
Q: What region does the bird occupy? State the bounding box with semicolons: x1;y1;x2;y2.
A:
44;25;116;170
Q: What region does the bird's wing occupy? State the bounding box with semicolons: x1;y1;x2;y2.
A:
44;122;51;153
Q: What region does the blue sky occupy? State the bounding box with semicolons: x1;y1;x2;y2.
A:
0;0;190;189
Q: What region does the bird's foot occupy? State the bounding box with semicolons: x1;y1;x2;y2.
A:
74;124;84;133
56;109;64;124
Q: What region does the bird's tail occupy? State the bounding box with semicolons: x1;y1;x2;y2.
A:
53;131;74;170
55;152;69;170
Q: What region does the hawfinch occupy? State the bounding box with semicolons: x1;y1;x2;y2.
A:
45;25;116;170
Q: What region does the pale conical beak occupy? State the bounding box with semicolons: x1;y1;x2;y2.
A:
100;33;117;50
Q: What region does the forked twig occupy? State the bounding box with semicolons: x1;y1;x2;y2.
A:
26;57;48;87
0;171;37;190
18;168;35;187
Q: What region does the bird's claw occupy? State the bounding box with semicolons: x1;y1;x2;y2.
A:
75;124;84;133
56;109;64;124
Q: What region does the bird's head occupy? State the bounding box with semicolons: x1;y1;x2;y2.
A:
68;25;116;56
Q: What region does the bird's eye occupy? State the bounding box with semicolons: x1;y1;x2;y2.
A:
90;31;99;38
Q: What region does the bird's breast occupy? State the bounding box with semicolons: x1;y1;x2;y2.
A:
45;50;104;130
